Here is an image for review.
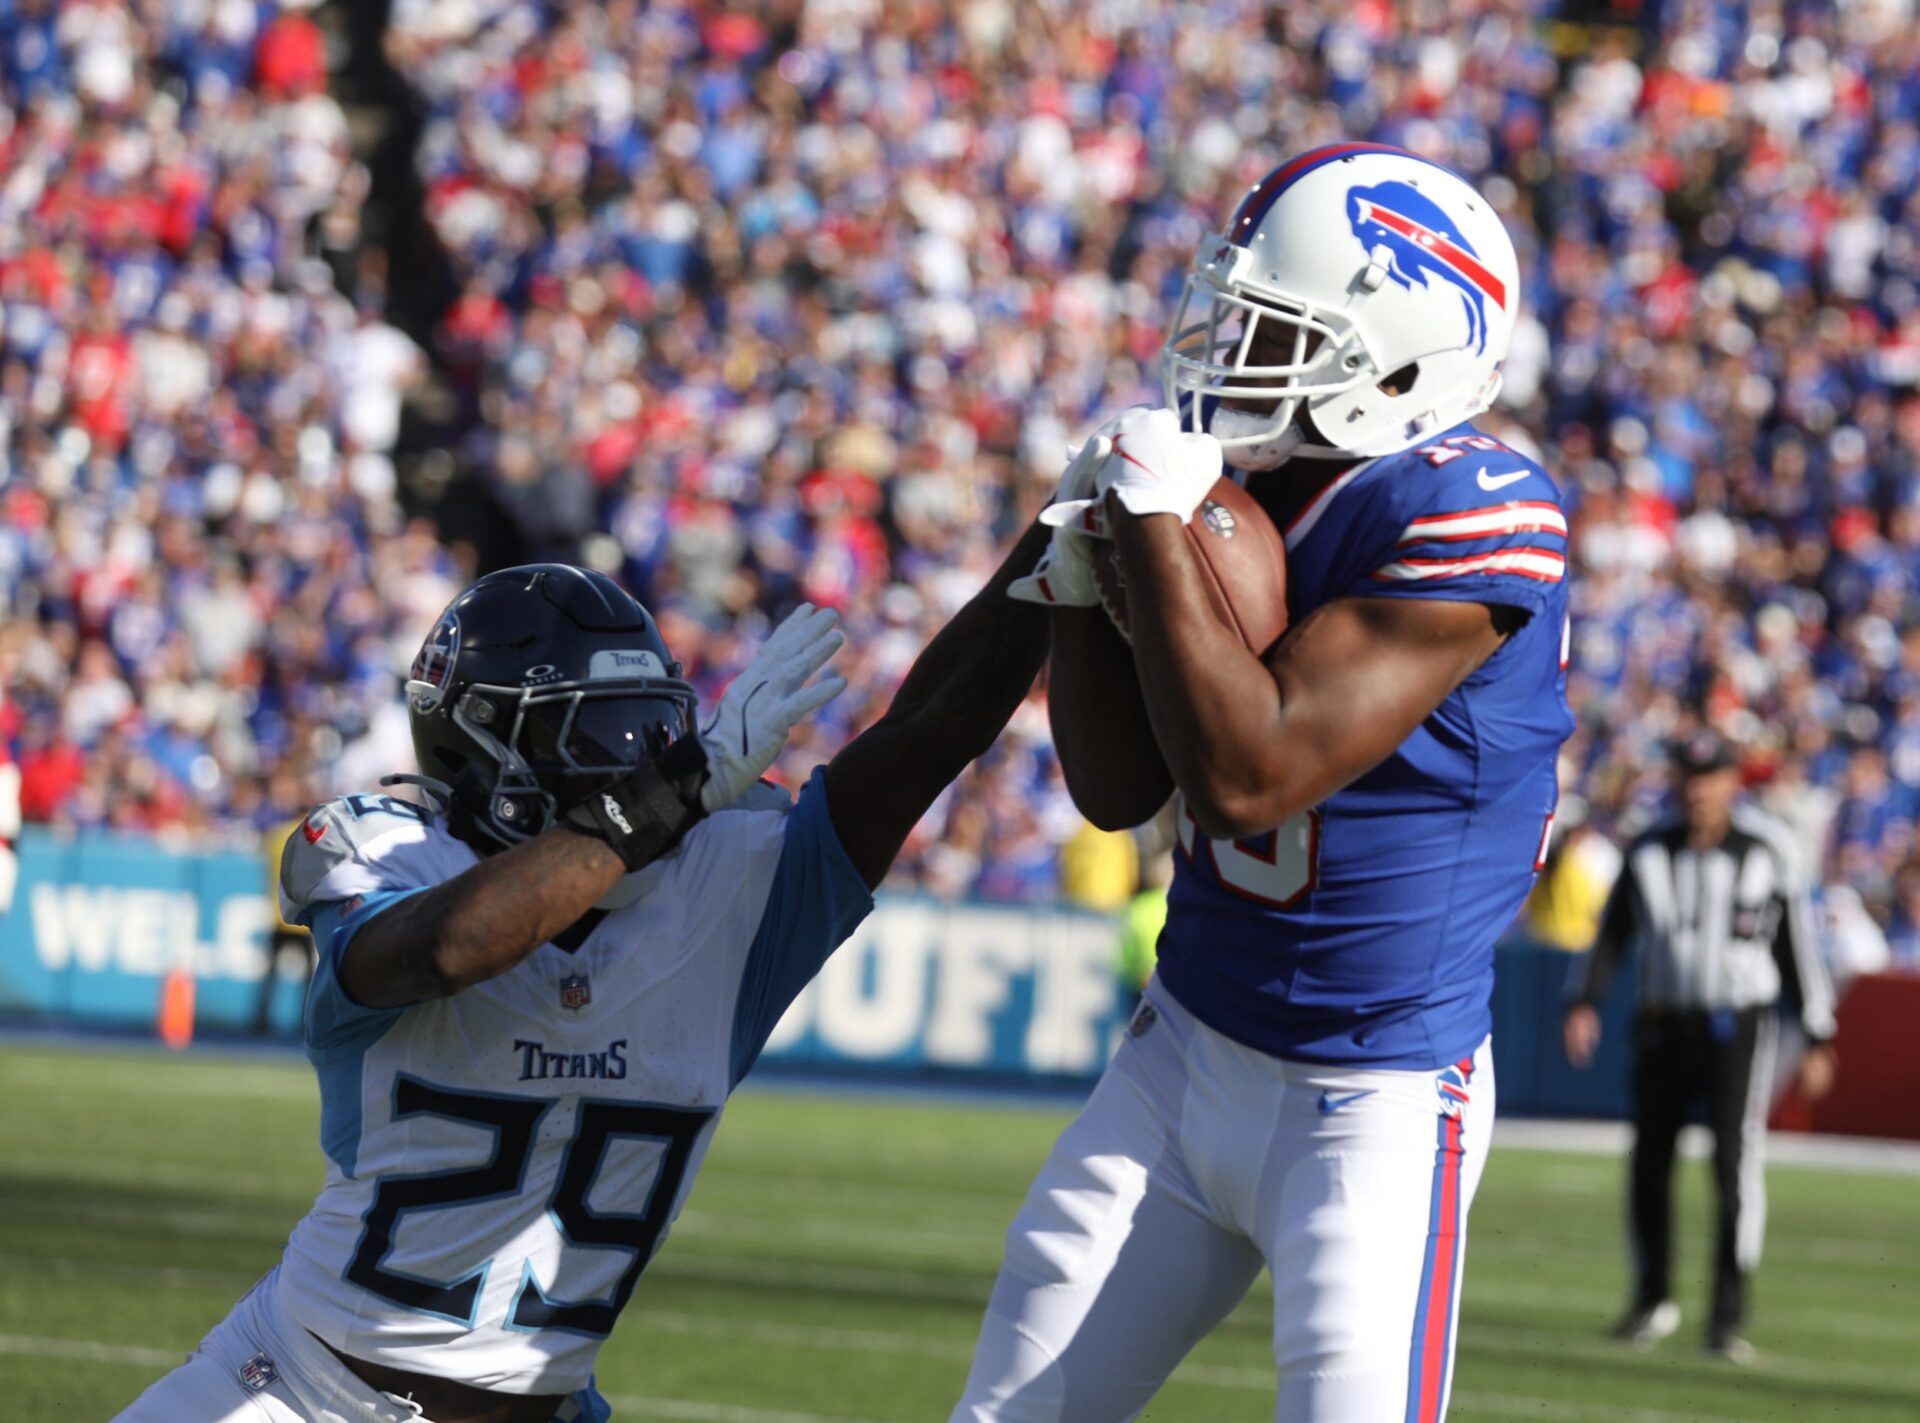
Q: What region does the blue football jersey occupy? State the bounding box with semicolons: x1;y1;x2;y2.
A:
1155;422;1574;1069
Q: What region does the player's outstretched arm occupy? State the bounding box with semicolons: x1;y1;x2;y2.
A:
822;521;1052;888
1112;505;1517;839
1048;606;1173;829
1006;412;1171;830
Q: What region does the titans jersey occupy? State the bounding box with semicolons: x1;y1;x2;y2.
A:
270;771;870;1404
1156;421;1574;1069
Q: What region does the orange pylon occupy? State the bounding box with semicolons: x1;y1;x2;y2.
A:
158;966;196;1049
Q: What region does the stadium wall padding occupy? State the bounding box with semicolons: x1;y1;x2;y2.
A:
0;829;1699;1119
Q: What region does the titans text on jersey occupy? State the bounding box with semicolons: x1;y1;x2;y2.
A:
270;772;869;1411
1156;422;1575;1069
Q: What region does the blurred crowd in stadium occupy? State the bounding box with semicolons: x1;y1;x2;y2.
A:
4;0;1920;973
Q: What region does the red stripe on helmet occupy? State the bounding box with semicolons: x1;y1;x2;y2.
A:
1349;199;1508;308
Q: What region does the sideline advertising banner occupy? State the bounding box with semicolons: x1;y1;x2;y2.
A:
1;829;282;1030
20;827;1905;1131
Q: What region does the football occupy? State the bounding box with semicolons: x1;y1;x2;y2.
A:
1092;477;1290;657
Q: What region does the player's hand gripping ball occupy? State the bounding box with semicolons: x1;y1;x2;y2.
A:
1040;406;1220;529
1033;407;1288;654
1088;477;1289;656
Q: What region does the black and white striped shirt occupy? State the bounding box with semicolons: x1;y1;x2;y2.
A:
1569;806;1836;1040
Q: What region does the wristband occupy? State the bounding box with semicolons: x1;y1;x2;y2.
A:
564;735;710;870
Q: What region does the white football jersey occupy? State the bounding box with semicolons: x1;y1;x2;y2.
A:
269;772;871;1405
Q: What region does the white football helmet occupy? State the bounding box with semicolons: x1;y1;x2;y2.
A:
1163;143;1521;467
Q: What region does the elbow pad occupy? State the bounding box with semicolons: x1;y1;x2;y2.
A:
563;734;711;871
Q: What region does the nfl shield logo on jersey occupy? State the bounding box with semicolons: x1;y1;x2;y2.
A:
237;1352;278;1393
559;973;591;1010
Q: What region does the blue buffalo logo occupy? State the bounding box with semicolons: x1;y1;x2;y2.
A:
1346;181;1506;355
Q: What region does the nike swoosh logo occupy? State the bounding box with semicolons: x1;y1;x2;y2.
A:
1317;1089;1377;1115
1111;435;1157;478
1476;468;1530;491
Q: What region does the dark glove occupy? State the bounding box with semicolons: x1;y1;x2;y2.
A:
563;734;710;871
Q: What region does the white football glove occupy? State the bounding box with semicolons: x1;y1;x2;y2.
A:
1010;406;1158;606
1042;406;1224;527
698;603;847;811
1009;436;1112;607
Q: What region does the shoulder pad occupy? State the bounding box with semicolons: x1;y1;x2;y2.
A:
1359;430;1567;600
279;792;439;918
1395;432;1559;514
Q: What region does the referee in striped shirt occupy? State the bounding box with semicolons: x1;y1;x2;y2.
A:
1563;732;1837;1363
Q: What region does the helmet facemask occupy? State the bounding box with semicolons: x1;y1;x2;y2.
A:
1162;243;1379;468
410;665;697;849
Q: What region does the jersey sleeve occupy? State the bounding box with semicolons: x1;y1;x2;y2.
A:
1357;445;1567;617
726;768;875;1086
279;794;466;1056
302;889;424;1054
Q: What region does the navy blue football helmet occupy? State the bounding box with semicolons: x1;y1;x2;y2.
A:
402;564;697;849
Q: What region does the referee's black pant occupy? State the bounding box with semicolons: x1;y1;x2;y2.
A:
1628;1007;1778;1331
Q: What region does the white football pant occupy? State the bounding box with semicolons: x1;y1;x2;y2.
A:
112;1269;433;1422
953;981;1495;1422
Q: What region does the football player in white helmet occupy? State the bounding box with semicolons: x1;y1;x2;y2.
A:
970;144;1570;1423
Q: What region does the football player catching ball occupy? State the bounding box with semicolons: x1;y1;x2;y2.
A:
958;144;1575;1422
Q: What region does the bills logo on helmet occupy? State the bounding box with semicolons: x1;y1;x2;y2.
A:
1345;182;1507;355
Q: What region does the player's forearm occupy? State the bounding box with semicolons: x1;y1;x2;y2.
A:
345;829;626;1005
1049;607;1174;829
883;520;1052;769
823;521;1053;887
1111;507;1294;838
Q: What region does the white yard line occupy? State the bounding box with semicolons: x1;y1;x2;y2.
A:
0;1332;182;1369
1495;1119;1920;1177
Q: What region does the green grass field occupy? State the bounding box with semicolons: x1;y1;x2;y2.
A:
2;1044;1916;1423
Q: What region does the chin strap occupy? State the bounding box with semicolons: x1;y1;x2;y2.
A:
378;773;455;814
1209;406;1346;469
